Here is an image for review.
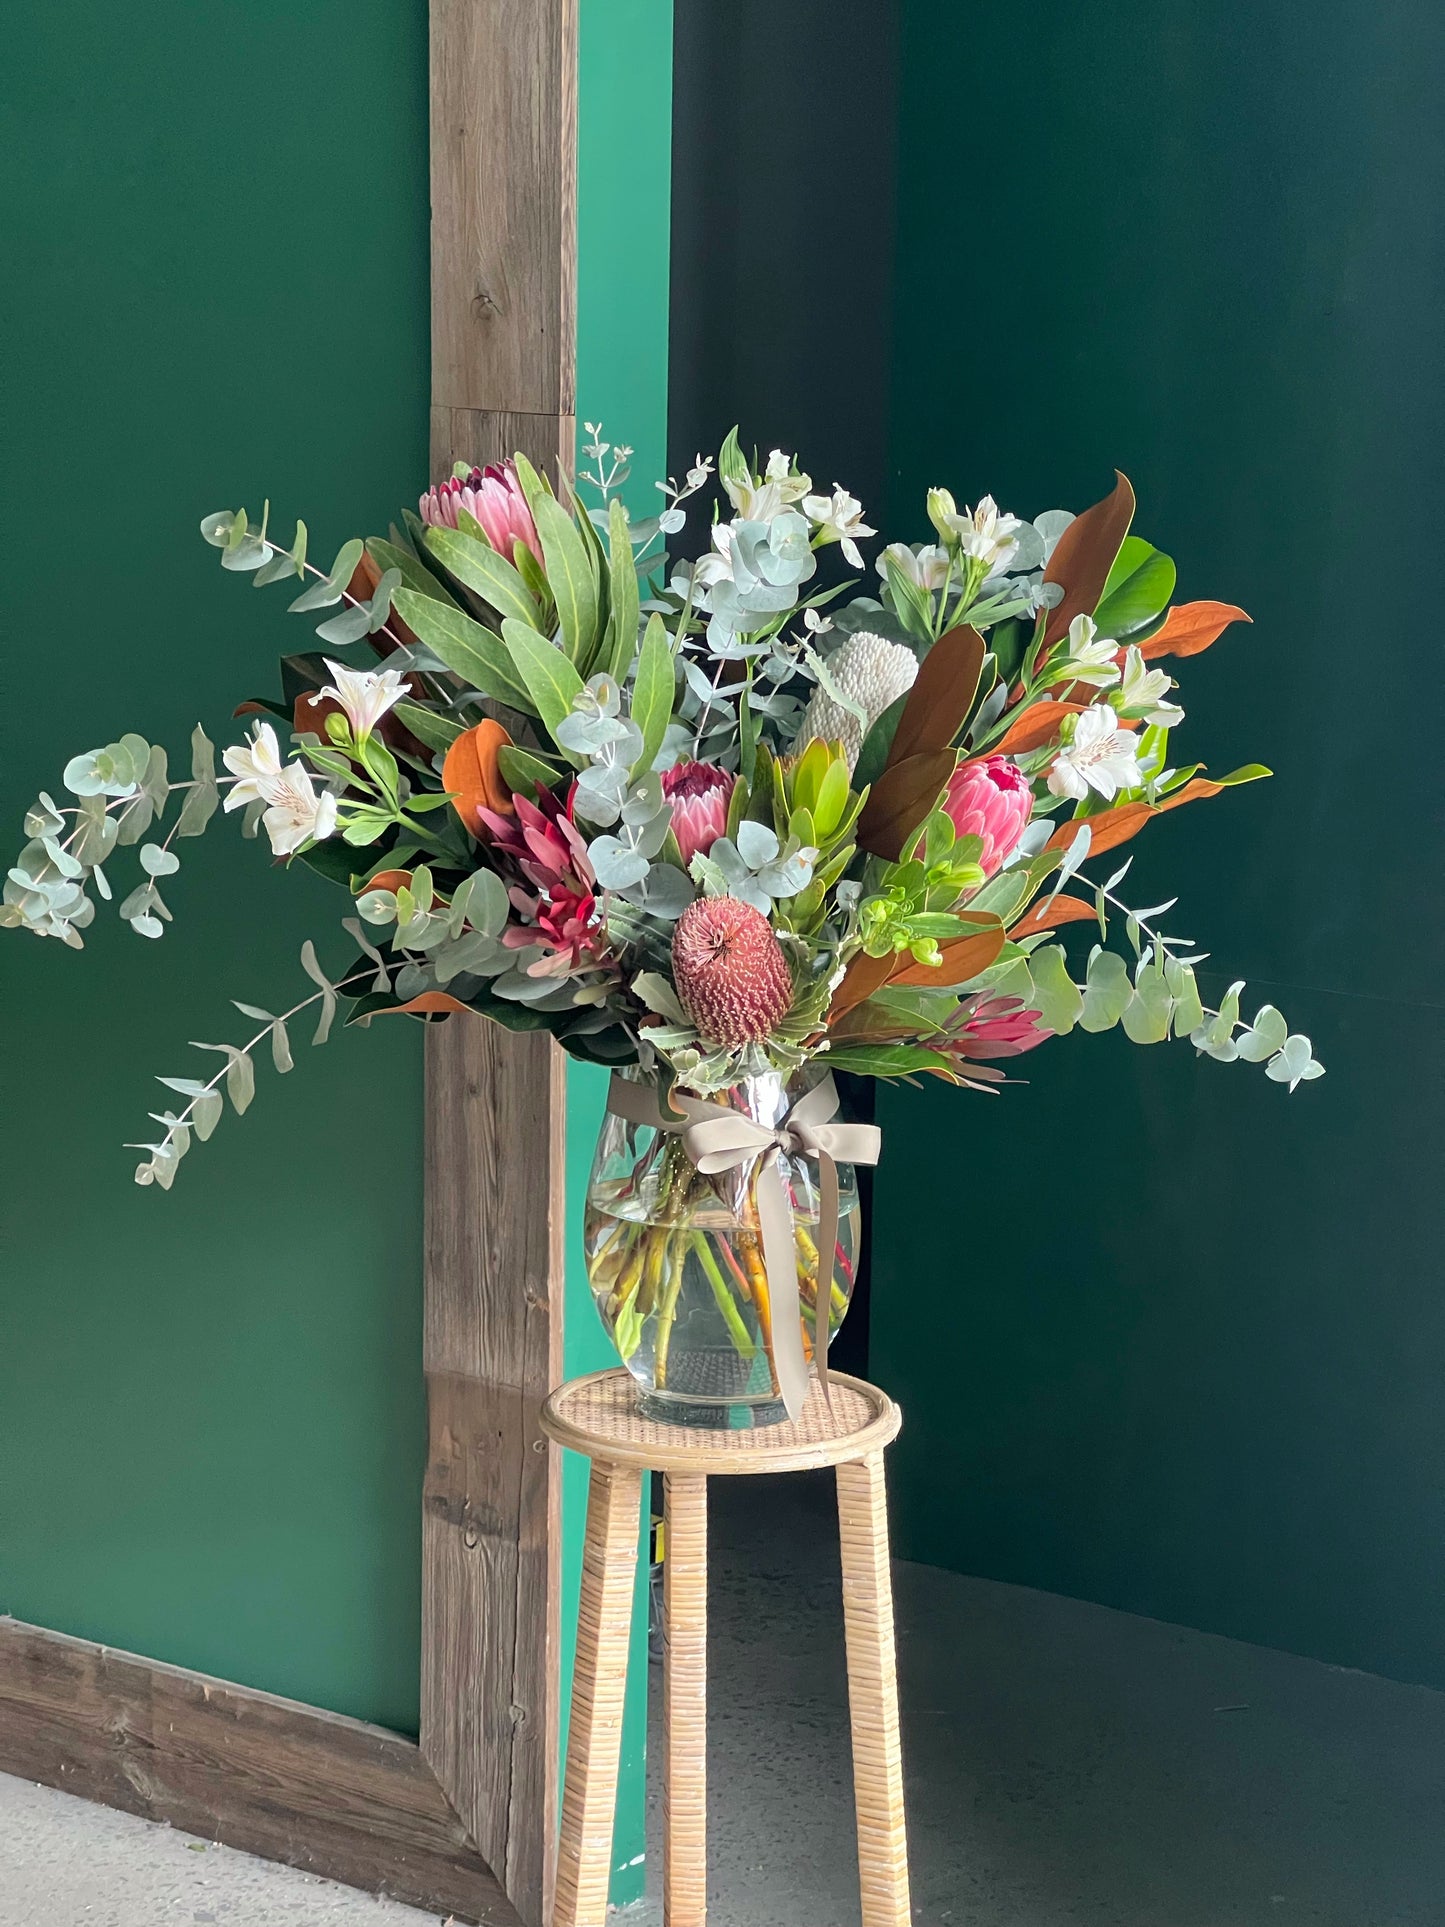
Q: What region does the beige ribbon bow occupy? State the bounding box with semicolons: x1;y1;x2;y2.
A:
606;1072;881;1421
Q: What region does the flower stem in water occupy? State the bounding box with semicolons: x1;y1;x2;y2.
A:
692;1231;757;1361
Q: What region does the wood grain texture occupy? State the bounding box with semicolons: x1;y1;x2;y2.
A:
430;0;578;417
424;4;580;1923
0;1618;521;1927
835;1453;912;1926
662;1474;708;1927
552;1461;644;1927
422;1023;566;1927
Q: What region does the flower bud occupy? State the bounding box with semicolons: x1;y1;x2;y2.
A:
927;488;959;545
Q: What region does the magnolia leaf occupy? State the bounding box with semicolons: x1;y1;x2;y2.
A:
855;750;955;860
993;699;1085;756
1042;471;1136;646
1140;600;1251;661
887;626;985;767
1092;536;1176;639
822;1043;960;1080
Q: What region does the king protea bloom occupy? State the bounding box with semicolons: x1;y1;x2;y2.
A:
796;630;919;770
943;756;1033;876
418;460;543;564
661;760;734;865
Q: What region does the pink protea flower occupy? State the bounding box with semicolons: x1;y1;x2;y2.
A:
943;755;1033;876
418;460;544;566
943;994;1051;1060
671;896;793;1045
661;760;735;866
477;783;611;977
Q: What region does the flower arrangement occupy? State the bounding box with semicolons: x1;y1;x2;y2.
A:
3;427;1322;1417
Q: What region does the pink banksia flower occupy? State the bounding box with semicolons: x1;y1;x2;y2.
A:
943;755;1033;876
419;459;543;566
671;896;793;1045
661;760;735;866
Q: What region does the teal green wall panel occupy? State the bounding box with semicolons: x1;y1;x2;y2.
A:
563;2;676;1899
0;0;429;1732
873;1;1445;1687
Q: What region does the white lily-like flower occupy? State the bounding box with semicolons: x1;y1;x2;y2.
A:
221;722;285;810
722;449;812;523
1047;704;1145;802
946;494;1022;572
802;486;876;569
259;763;339;857
320;659;409;740
877;540;950;592
1057;614;1122;687
1115;645;1184;726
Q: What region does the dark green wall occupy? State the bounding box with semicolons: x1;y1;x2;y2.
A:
1;0;430;1731
872;1;1445;1687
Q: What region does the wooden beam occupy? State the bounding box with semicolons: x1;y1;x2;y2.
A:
0;1618;521;1927
424;7;580;1925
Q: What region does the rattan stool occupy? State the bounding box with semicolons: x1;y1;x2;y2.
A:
540;1368;910;1927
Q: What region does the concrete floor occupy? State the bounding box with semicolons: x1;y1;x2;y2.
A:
4;1472;1444;1925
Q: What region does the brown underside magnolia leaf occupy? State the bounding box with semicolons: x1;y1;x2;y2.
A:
887;625;986;767
827;949;897;1025
1043;777;1227;859
856;749;956;860
992;698;1087;755
374;990;473;1017
1042;471;1136;646
1008;893;1097;939
1139;600;1251;660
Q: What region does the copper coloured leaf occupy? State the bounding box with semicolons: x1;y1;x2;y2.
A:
886;626;986;767
1042;471;1136;645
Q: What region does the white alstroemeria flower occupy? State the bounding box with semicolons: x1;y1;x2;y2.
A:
320;659;409;740
802;486;876;569
259;763;339;857
876;541;950;591
1058;614;1122;687
1115;645;1184;726
1047;705;1145;802
722;450;812;523
221;722;285;811
946;494;1022;572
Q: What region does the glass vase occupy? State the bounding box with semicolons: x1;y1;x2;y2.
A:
583;1070;862;1428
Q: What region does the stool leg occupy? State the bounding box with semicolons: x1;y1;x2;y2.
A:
663;1472;708;1926
836;1451;911;1927
553;1459;643;1927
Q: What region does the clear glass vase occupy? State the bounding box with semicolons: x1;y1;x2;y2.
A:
583;1070;862;1428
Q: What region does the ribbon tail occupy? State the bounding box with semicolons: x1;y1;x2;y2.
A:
813;1150;839;1412
755;1159;810;1423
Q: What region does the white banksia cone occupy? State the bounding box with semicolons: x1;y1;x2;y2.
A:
796;630;919;770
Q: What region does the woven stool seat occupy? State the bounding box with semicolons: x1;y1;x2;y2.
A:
541;1368;911;1927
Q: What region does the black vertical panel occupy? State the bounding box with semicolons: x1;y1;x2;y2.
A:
668;0;901;514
